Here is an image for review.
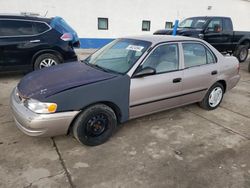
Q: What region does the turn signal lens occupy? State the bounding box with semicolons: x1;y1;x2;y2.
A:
48;103;57;113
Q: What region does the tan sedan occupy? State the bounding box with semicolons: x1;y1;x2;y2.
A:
10;35;240;146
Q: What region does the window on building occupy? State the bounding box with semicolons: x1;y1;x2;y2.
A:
98;18;108;30
142;20;150;31
165;21;173;29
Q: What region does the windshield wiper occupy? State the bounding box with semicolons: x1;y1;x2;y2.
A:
88;63;120;74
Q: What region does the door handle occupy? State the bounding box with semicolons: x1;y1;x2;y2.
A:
211;70;218;75
29;40;41;43
173;78;182;83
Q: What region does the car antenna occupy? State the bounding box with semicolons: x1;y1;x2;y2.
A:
44;10;48;17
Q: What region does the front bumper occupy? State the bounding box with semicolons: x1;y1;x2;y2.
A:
10;88;79;137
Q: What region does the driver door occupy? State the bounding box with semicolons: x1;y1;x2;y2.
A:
129;43;183;119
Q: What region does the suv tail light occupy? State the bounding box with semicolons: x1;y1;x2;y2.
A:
60;33;73;41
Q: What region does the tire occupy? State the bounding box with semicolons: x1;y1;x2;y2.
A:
72;104;117;146
34;53;61;70
199;82;224;110
234;45;249;63
248;61;250;73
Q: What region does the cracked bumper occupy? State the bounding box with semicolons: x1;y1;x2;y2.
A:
10;88;79;137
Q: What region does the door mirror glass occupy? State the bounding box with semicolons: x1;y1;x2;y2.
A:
133;67;156;78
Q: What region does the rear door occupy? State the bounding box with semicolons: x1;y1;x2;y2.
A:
0;19;47;70
129;43;183;119
180;42;218;105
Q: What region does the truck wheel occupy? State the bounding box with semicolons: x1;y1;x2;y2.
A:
199;82;224;110
73;104;117;146
234;45;249;63
34;53;61;70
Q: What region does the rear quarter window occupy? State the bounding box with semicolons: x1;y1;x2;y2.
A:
33;22;50;34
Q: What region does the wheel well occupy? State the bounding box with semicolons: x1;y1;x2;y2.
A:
67;102;122;135
31;50;63;66
217;80;227;93
240;40;250;48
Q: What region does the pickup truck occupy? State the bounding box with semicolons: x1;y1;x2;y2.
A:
154;16;250;62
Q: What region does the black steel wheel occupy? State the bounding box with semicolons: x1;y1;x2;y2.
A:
73;104;117;146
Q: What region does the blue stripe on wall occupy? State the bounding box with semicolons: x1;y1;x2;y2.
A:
79;38;114;49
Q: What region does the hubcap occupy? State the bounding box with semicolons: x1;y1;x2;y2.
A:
39;58;57;69
86;113;109;137
239;48;248;61
208;87;223;107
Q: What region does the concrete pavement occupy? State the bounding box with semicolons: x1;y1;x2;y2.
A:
0;54;249;188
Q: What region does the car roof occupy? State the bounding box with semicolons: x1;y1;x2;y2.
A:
185;16;231;20
0;14;52;23
122;35;203;44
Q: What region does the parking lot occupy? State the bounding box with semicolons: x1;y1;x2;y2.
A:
0;51;250;188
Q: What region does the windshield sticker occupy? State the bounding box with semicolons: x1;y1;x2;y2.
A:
126;45;144;52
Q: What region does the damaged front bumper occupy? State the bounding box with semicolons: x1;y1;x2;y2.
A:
10;87;79;137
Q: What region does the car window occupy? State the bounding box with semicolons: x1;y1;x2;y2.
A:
142;44;179;73
183;43;214;68
50;17;75;34
85;39;151;74
0;20;35;37
206;49;216;64
207;18;222;32
33;22;50;34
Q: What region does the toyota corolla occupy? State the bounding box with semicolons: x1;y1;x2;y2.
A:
10;35;240;146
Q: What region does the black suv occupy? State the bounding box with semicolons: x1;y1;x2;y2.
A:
0;14;80;72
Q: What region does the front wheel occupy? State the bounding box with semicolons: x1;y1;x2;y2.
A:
72;104;117;146
199;82;224;110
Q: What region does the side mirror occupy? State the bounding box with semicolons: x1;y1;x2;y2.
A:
133;67;156;78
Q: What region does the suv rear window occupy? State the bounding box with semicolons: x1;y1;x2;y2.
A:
0;20;50;37
50;17;75;34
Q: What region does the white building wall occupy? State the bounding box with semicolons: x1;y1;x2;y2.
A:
0;0;250;41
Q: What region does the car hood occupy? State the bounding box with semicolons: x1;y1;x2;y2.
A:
17;62;117;101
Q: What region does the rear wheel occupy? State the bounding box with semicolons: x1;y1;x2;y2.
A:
199;82;224;110
73;104;117;146
34;53;61;70
234;45;249;63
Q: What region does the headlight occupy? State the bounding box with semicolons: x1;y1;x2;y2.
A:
24;99;57;114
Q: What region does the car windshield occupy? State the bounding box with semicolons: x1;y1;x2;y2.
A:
179;17;208;29
83;39;151;74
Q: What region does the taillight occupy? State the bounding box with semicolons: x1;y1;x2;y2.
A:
60;33;73;41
